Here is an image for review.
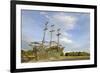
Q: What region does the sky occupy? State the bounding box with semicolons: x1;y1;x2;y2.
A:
21;9;90;53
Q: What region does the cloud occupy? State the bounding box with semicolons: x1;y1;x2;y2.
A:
42;12;77;30
53;14;76;26
52;13;77;29
40;12;49;19
60;36;73;44
62;32;72;38
40;12;47;15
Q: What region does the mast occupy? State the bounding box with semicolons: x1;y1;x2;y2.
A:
42;22;48;46
49;25;55;47
56;28;61;51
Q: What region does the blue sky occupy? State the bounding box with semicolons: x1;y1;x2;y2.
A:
21;9;90;52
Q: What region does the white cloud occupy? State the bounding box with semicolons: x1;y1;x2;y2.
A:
40;12;49;19
40;12;77;30
49;13;77;30
62;32;72;37
53;14;76;24
60;37;72;44
40;12;47;15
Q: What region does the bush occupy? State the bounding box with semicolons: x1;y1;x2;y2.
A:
65;52;90;56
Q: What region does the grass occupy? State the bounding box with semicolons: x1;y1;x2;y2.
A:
22;56;90;63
